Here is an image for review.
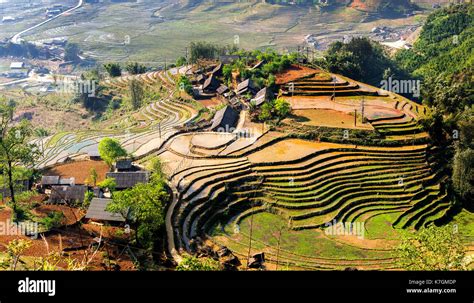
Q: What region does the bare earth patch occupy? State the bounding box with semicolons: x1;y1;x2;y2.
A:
43;160;110;185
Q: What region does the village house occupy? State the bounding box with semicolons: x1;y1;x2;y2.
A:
250;87;271;107
202;74;220;93
210;106;239;132
85;198;126;224
236;79;258;96
49;185;86;204
105;171;150;190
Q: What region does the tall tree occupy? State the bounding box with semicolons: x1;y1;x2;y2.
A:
0;99;39;220
98;138;127;168
129;79;144;110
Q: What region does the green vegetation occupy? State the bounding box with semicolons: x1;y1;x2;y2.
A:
41;211;64;230
98;138;128;167
177;75;193;95
189;41;237;63
125;62;147;75
395;4;473;207
129;79;144;110
176;254;221;271
104;63;122;77
0;98;39;221
396;225;466;270
98;177;117;193
64;42;80;62
107;169;169;250
321;37;403;85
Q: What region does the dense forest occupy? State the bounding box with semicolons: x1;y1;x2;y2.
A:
395;4;473;209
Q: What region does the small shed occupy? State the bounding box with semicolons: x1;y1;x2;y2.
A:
105;171;150;189
85;198;126;223
210;106;239;132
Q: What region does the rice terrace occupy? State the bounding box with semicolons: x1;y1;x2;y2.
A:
0;0;472;279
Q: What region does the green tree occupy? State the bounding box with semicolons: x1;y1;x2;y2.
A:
274;98;291;120
104;63;122;77
177;75;193;95
0;99;39;221
129;79;144;110
98;138;127;168
396;225;466;270
176;56;187;67
87;168;98;187
259;102;273;122
107;179;168;248
452;147;473;201
98;177;117;193
125;62;147;75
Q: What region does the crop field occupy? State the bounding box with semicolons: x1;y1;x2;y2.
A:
18;0;426;65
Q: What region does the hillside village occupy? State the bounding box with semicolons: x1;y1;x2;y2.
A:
0;1;472;272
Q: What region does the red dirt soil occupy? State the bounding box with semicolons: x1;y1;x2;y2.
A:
43;160;109;185
275;65;319;85
198;96;224;108
0;203;134;270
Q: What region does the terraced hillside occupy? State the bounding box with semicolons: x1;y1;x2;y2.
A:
161;66;464;270
35;68;198;168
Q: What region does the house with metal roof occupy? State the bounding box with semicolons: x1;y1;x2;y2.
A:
49;185;86;204
202;74;220;93
41;175;75;186
250;87;271;107
105;171;150;189
236;79;257;96
85;198;126;223
210;106;239;132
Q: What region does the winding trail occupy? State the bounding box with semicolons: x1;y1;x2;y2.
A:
11;0;83;43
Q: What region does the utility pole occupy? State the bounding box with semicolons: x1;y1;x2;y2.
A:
354;109;357;127
275;225;284;271
361;96;365;124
